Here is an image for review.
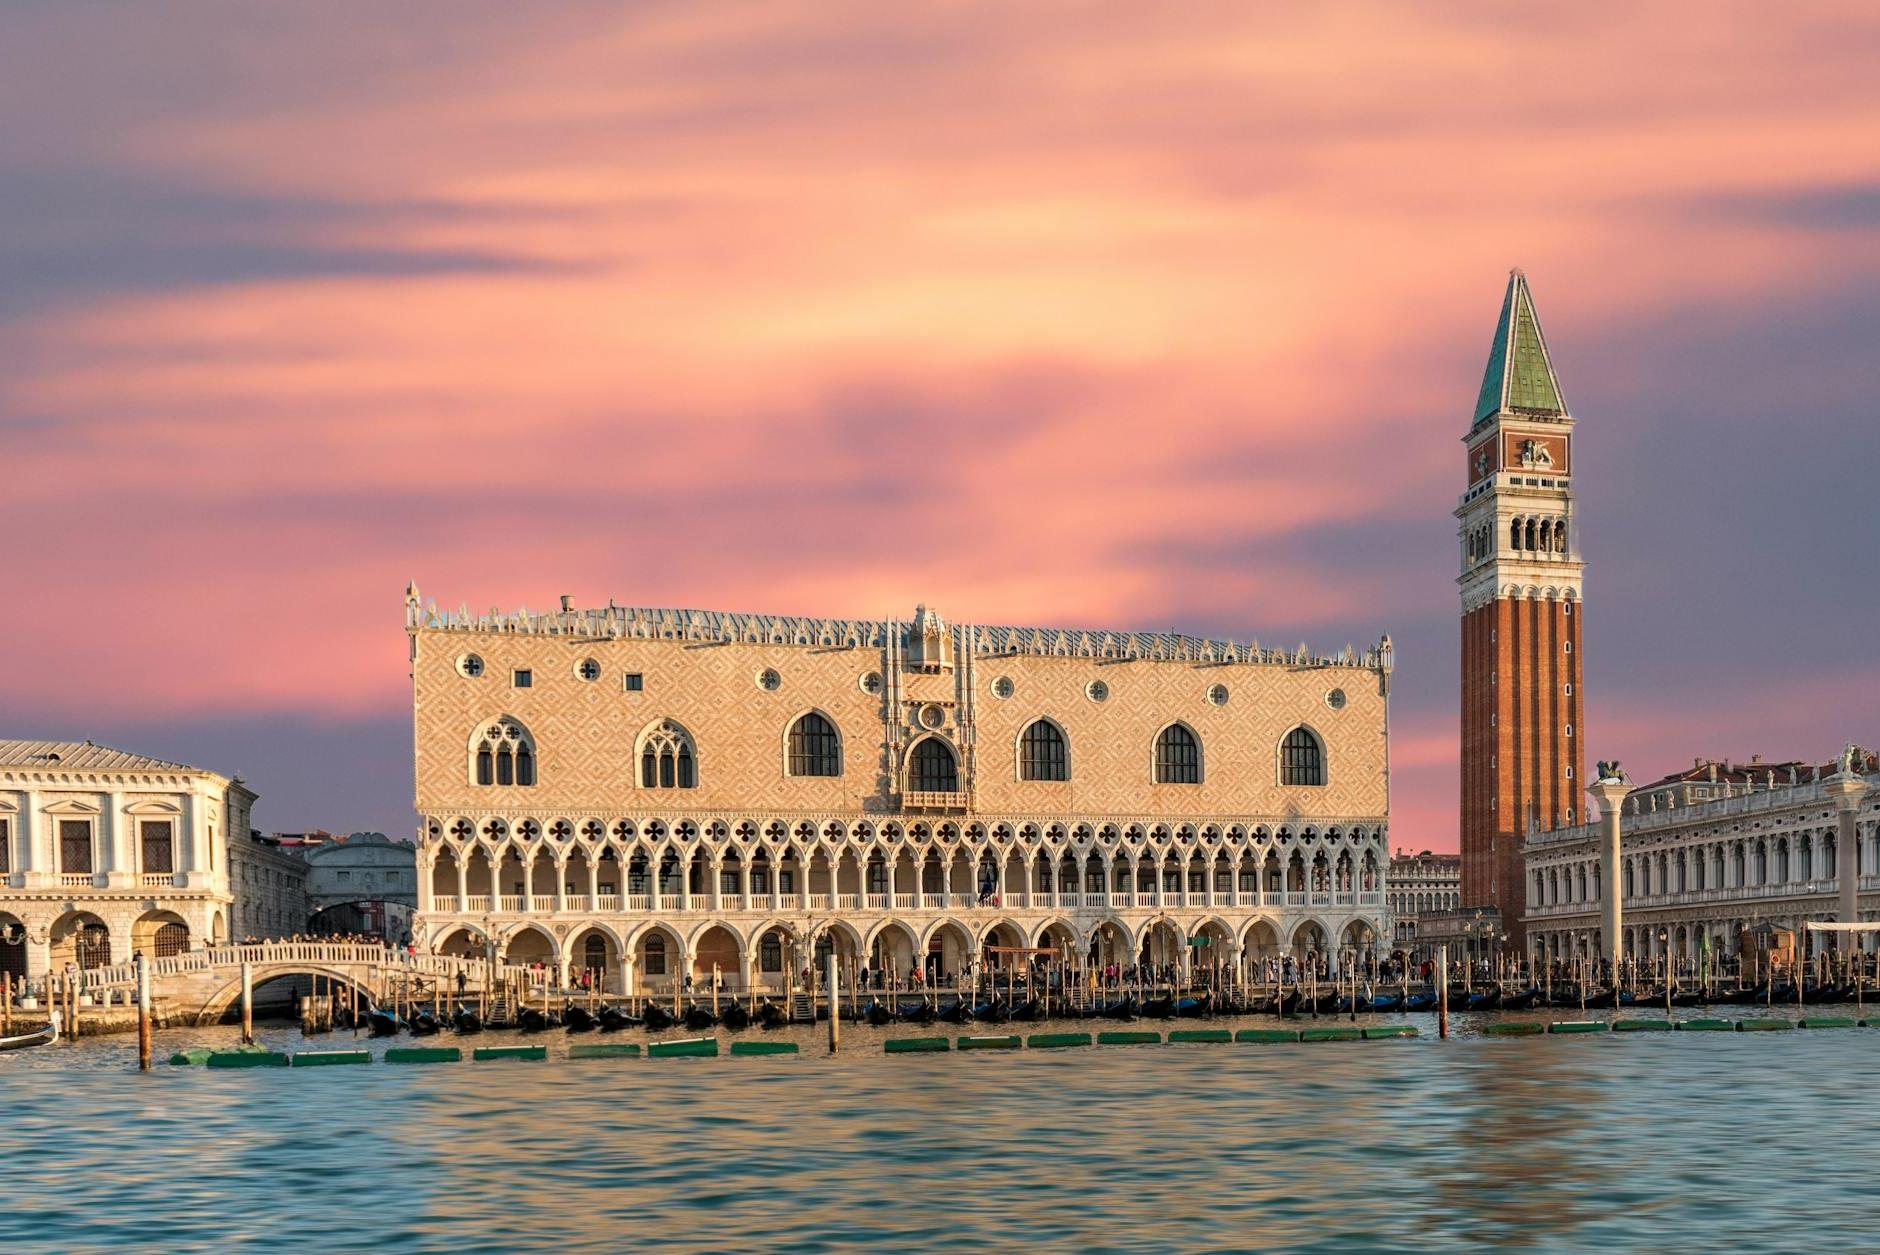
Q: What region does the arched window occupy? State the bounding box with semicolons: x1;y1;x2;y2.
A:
638;720;698;790
1019;719;1069;781
786;712;841;777
643;933;667;976
472;718;536;788
582;934;607;973
909;738;959;793
1280;727;1325;786
1510;517;1523;551
1154;724;1201;785
154;921;189;958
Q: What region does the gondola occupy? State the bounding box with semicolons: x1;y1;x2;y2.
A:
0;1011;59;1052
1334;994;1372;1015
720;1000;752;1031
1098;995;1138;1021
409;1009;443;1036
864;1000;896;1027
756;1000;790;1030
1008;998;1045;1023
683;1004;719;1031
937;998;976;1024
563;1005;597;1033
517;1006;560;1033
1402;991;1439;1013
1173;993;1212;1019
1368;994;1403;1013
1498;987;1542;1012
895;1000;937;1025
1140;996;1176;1020
366;1009;404;1038
598;1005;641;1032
642;1003;679;1031
971;999;1010;1024
452;1005;483;1035
1464;990;1498;1012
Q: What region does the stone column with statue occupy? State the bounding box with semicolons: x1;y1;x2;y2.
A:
1826;744;1869;953
1588;761;1631;964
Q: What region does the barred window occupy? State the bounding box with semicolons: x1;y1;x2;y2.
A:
1019;719;1069;781
0;818;9;875
1154;724;1201;784
1281;726;1324;786
60;820;93;874
643;934;667;976
154;921;189;957
910;738;959;792
787;712;841;777
141;821;175;875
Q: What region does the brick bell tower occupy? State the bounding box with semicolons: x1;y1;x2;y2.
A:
1456;270;1584;946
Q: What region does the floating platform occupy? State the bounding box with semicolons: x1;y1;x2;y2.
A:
474;1045;547;1061
884;1036;950;1053
290;1050;371;1067
1097;1030;1162;1046
385;1046;462;1064
169;1048;213;1066
1548;1021;1606;1034
1676;1019;1735;1032
1611;1020;1673;1033
1235;1028;1299;1044
1362;1024;1418;1039
729;1040;797;1056
569;1042;642;1059
1485;1022;1544;1036
1167;1029;1232;1044
648;1037;718;1058
958;1035;1021;1051
206;1050;290;1068
1738;1019;1795;1032
1300;1026;1362;1042
1799;1017;1859;1029
1027;1032;1091;1049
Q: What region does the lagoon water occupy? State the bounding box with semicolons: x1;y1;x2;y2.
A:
4;1010;1878;1253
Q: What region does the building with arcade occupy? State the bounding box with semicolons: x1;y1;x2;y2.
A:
407;590;1394;994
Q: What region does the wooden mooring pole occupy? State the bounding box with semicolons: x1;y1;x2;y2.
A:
136;953;152;1072
240;961;254;1045
1437;945;1450;1040
826;951;840;1055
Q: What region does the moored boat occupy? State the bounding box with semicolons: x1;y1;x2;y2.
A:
720;1000;752;1031
562;1005;597;1033
0;1011;59;1052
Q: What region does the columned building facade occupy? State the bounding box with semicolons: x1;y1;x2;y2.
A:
1456;270;1585;946
407;590;1394;993
1387;850;1462;958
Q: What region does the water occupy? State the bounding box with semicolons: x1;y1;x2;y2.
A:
4;1009;1878;1252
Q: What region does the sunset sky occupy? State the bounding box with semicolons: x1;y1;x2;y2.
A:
4;3;1877;848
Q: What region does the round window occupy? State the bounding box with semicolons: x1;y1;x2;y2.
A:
457;654;484;678
1326;688;1347;710
1085;679;1109;703
1206;683;1229;707
991;676;1015;699
859;671;883;695
576;658;601;682
920;704;947;730
757;668;782;692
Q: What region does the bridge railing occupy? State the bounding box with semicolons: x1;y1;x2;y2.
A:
73;942;493;995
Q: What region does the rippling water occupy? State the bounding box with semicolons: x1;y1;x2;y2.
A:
4;1008;1878;1253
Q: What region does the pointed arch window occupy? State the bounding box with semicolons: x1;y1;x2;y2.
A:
1154;724;1201;784
1281;726;1325;786
1019;719;1069;781
638;720;698;790
472;719;536;787
786;712;841;777
910;738;959;792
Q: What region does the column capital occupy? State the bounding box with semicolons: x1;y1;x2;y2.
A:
1825;773;1868;813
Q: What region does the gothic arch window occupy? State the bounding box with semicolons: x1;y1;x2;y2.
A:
471;718;537;787
637;720;698;789
908;737;959;793
1153;723;1201;785
786;711;842;777
1018;718;1069;782
1510;517;1523;551
1280;726;1326;786
1554;519;1568;552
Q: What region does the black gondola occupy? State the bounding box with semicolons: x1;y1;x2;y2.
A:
972;1000;1010;1024
518;1006;558;1033
1498;987;1542;1011
642;1003;678;1031
1402;991;1438;1013
1174;993;1212;1018
1099;995;1138;1021
684;1004;719;1031
895;1000;937;1025
721;1000;752;1031
1008;998;1045;1023
937;998;975;1024
757;1000;789;1030
366;1009;403;1038
563;1005;597;1032
1141;996;1176;1019
409;1009;442;1036
452;1005;483;1034
598;1005;640;1031
864;999;895;1027
1369;993;1404;1013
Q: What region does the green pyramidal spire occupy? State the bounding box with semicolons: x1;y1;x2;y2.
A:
1472;269;1566;426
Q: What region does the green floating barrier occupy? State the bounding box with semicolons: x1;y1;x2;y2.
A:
1363;1024;1419;1039
1738;1019;1794;1032
1027;1032;1091;1049
291;1050;372;1067
569;1042;642;1059
958;1035;1021;1051
729;1040;797;1056
169;1047;213;1066
1612;1020;1673;1033
474;1045;547;1061
884;1036;950;1053
1098;1030;1163;1045
385;1046;461;1064
1484;1022;1544;1036
206;1051;290;1068
1235;1028;1299;1044
1800;1017;1858;1029
1548;1021;1607;1034
1676;1019;1735;1032
648;1037;718;1058
1300;1026;1362;1042
1168;1029;1232;1044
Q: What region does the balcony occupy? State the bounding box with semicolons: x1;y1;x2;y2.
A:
140;873;177;889
434;895;460;913
901;790;969;813
60;872;96;888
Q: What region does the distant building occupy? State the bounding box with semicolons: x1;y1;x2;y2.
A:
231;832;311;941
298;832;418;941
1387;850;1461;958
1524;749;1879;964
0;739;305;981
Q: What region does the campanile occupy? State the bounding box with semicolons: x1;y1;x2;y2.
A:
1456;271;1584;942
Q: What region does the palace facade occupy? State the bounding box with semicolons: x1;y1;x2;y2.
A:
407;590;1394;992
0;740;306;983
1524;749;1878;964
1387;850;1462;958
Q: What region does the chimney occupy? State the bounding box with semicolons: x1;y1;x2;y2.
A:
559;594;573;612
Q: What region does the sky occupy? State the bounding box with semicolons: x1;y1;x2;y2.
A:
3;2;1877;850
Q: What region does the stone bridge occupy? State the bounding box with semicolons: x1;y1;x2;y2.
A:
72;942;494;1025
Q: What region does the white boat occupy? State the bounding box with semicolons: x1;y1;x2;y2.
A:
0;1010;59;1052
